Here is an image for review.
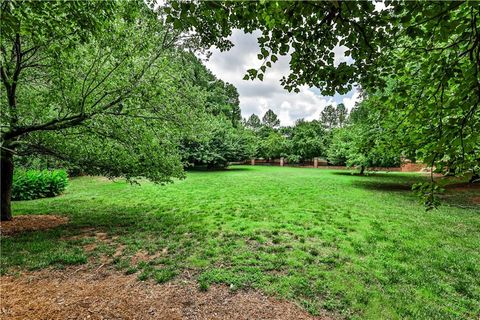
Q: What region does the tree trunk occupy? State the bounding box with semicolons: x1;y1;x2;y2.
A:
1;148;14;221
359;165;365;175
470;173;479;184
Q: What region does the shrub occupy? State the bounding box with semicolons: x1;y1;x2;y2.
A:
286;154;301;164
12;169;68;201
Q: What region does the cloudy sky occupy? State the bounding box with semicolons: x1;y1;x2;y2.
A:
201;30;361;126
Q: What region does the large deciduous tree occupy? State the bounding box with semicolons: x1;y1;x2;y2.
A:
289;119;328;161
327;100;401;174
181;117;256;169
163;1;390;95
179;54;255;168
0;0;200;220
257;131;287;161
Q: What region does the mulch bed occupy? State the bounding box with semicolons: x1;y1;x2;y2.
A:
0;215;68;236
0;267;332;320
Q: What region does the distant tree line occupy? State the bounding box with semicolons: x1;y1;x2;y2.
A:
243;103;401;170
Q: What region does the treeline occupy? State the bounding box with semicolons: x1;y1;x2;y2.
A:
242;102;400;170
180;84;402;171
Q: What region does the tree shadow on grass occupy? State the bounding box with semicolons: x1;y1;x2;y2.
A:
224;166;253;172
185;166;253;172
1;204;208;273
331;171;407;178
351;180;413;192
439;183;480;209
329;171;360;176
332;171;428;185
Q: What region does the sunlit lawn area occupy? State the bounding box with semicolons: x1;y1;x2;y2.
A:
2;166;479;319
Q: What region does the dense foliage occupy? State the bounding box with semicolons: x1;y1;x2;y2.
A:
245;109;333;163
181;117;256;169
12;169;68;201
1;0;223;219
286;119;329;161
179;54;255;169
163;1;390;95
256;130;287;160
327;100;401;171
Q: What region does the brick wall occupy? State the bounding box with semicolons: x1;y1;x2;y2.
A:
401;163;427;172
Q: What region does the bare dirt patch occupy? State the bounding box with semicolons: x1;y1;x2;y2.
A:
130;250;151;265
0;215;68;236
0;268;331;320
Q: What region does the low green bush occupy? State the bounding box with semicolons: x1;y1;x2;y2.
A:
12;169;68;201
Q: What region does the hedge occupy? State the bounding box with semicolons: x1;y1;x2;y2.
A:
12;169;68;201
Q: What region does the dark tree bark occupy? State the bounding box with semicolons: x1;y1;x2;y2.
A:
470;173;479;184
359;165;365;175
1;147;14;221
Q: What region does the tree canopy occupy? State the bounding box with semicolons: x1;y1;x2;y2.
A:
1;0;219;219
262;109;280;129
163;0;391;95
245;114;262;132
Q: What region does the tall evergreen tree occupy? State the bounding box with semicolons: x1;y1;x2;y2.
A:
336;103;348;128
320;105;338;130
245;114;262;132
262;109;280;129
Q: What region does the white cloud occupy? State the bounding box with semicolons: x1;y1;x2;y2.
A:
201;30;360;126
342;89;361;111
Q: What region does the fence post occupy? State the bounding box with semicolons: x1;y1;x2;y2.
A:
314;157;318;168
251;159;255;166
280;157;284;167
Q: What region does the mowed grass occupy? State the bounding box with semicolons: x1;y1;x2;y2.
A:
2;166;480;319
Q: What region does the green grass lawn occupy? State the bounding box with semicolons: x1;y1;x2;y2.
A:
2;166;479;319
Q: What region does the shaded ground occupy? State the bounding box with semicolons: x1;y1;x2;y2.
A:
0;215;68;236
0;267;330;320
441;181;480;208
